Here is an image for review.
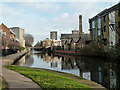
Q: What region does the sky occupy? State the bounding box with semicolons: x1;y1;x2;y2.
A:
0;0;119;46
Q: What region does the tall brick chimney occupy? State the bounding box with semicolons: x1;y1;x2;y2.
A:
79;15;82;36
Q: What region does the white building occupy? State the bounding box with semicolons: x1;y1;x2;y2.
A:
50;31;57;40
9;27;25;47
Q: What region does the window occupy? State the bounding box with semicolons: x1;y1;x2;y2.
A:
104;15;107;22
119;21;120;28
97;18;101;29
104;38;107;45
118;9;120;16
104;26;107;32
97;18;101;41
92;20;95;40
92;20;95;28
92;28;95;40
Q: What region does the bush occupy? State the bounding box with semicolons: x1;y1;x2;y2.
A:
20;47;25;50
78;42;106;57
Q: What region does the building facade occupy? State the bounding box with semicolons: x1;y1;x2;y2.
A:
43;38;52;48
89;3;120;52
50;31;57;40
43;38;61;48
60;30;79;46
9;27;25;47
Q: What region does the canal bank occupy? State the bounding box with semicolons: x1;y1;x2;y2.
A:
4;65;106;89
2;51;41;89
2;51;27;66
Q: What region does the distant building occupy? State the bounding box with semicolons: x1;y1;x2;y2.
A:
9;27;25;47
43;38;52;48
72;30;79;34
60;30;79;46
51;39;61;47
50;31;57;40
76;34;90;48
62;34;90;50
43;38;61;48
89;3;120;52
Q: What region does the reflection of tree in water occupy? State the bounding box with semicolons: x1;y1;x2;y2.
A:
75;57;119;90
25;55;34;66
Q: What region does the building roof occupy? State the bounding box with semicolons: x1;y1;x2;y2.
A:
50;31;57;33
81;34;90;41
10;29;16;35
9;27;24;30
89;2;120;21
70;38;79;43
61;34;79;39
0;23;16;35
76;34;90;43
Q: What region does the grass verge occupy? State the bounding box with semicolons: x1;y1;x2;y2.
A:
4;65;92;89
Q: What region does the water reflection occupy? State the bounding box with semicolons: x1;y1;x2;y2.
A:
25;55;34;66
16;56;25;66
16;51;120;90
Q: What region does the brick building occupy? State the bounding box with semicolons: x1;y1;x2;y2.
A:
0;23;20;50
89;3;120;52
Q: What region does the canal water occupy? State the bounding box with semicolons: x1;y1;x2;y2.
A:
16;51;120;90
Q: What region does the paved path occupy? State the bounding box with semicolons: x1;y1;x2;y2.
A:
2;51;42;89
2;51;26;66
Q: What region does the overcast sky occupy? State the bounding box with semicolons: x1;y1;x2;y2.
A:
0;0;119;46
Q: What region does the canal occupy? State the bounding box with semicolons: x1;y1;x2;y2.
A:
15;51;120;90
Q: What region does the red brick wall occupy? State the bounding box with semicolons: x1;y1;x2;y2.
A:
0;24;10;49
0;24;10;38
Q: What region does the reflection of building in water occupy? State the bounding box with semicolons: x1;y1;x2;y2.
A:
35;53;42;59
43;53;52;63
116;63;120;89
50;57;59;67
43;53;59;63
25;55;34;66
16;56;25;66
109;63;117;89
51;61;57;67
75;57;118;90
82;72;91;80
61;57;78;70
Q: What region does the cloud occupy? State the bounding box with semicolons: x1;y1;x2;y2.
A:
62;12;69;18
17;2;60;13
2;2;118;46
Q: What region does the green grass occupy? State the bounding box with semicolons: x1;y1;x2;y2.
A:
4;65;92;89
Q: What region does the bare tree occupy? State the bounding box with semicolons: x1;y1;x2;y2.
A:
25;34;34;47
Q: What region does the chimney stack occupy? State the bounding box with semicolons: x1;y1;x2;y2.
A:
79;15;82;36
